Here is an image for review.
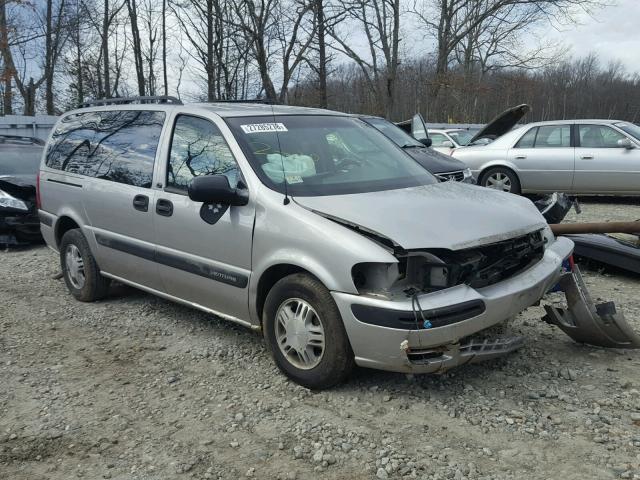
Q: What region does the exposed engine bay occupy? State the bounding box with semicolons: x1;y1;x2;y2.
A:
352;230;545;297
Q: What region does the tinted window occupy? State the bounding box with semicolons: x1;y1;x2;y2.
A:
515;127;537;148
533;125;571;148
361;117;423;148
167;115;239;192
429;133;449;147
579;124;626;148
46;110;165;188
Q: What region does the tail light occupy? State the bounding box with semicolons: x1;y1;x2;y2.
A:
36;171;41;209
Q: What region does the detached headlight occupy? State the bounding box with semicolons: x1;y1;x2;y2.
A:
0;189;29;212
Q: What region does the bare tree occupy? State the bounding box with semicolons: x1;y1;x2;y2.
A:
329;0;401;118
231;0;316;103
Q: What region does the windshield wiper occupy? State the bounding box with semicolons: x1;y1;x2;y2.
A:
400;143;422;149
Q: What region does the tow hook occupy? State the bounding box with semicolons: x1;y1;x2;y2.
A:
543;265;640;349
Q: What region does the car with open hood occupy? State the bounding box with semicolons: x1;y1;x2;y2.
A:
453;119;640;195
357;115;474;183
0;135;44;246
397;104;531;155
38;97;574;389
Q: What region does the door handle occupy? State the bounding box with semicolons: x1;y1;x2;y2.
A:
515;155;527;159
580;155;594;160
133;194;149;212
156;199;173;217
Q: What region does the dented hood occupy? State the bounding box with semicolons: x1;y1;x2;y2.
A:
295;182;547;250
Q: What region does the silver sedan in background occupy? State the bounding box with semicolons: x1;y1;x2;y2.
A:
453;119;640;195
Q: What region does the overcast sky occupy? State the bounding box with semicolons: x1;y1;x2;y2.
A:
546;0;640;72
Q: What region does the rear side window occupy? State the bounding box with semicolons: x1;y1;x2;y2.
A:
166;115;239;192
45;110;165;188
533;125;571;148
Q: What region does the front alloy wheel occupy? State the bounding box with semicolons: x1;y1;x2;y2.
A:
263;273;354;389
275;298;325;370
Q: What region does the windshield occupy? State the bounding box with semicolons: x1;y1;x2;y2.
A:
225;115;436;196
0;145;43;176
447;130;476;146
614;122;640;141
361;117;423;148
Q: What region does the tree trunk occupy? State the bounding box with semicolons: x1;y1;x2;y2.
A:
23;77;35;115
102;0;111;97
206;0;214;101
317;0;327;108
162;0;167;96
45;0;54;114
2;73;11;115
127;0;146;96
0;0;13;114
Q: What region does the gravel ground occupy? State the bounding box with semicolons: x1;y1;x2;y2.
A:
1;199;640;480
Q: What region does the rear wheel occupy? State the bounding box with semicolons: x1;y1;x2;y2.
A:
60;229;110;302
263;273;354;389
480;167;521;194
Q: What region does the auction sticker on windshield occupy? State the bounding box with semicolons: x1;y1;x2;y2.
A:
241;123;288;134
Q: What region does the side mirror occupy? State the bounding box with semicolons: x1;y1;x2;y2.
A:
188;175;248;206
442;140;454;148
418;137;432;147
618;138;634;149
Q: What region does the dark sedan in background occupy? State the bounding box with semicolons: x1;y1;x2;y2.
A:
359;116;475;183
0;135;44;245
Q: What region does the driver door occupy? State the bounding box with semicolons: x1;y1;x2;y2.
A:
153;113;255;321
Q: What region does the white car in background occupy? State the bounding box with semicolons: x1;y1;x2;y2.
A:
428;128;489;154
452;119;640;195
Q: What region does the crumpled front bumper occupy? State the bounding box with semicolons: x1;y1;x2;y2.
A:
331;236;574;374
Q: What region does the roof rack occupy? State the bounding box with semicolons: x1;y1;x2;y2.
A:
79;96;183;108
207;98;276;104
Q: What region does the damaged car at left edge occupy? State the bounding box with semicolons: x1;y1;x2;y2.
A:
0;135;44;246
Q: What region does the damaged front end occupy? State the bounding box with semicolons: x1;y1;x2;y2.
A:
352;229;546;297
0;176;42;246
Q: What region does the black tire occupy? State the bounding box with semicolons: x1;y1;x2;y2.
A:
480;166;521;195
60;229;110;302
263;273;354;390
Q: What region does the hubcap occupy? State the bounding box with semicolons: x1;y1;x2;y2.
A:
486;172;512;192
275;298;325;370
65;244;86;289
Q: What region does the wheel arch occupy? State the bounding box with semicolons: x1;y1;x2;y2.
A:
478;161;521;184
54;215;82;249
254;263;325;326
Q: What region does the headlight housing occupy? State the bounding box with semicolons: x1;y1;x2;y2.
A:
0;189;28;212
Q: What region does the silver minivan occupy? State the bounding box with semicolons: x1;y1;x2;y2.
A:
38;98;573;389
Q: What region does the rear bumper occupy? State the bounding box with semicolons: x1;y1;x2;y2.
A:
332;236;574;373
